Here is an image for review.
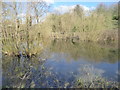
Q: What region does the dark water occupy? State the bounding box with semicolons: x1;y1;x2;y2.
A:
2;40;119;88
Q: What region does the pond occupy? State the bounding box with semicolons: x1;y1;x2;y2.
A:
2;40;119;88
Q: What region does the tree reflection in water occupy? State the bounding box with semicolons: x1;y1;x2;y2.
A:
3;56;77;88
2;40;119;88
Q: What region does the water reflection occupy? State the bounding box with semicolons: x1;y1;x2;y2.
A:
49;40;119;63
2;56;76;88
2;40;119;88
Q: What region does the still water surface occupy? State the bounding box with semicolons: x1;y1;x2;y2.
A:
2;40;119;88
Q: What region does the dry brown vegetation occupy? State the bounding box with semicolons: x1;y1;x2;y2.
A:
1;2;119;56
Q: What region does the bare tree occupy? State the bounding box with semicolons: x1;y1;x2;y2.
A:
30;1;50;24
